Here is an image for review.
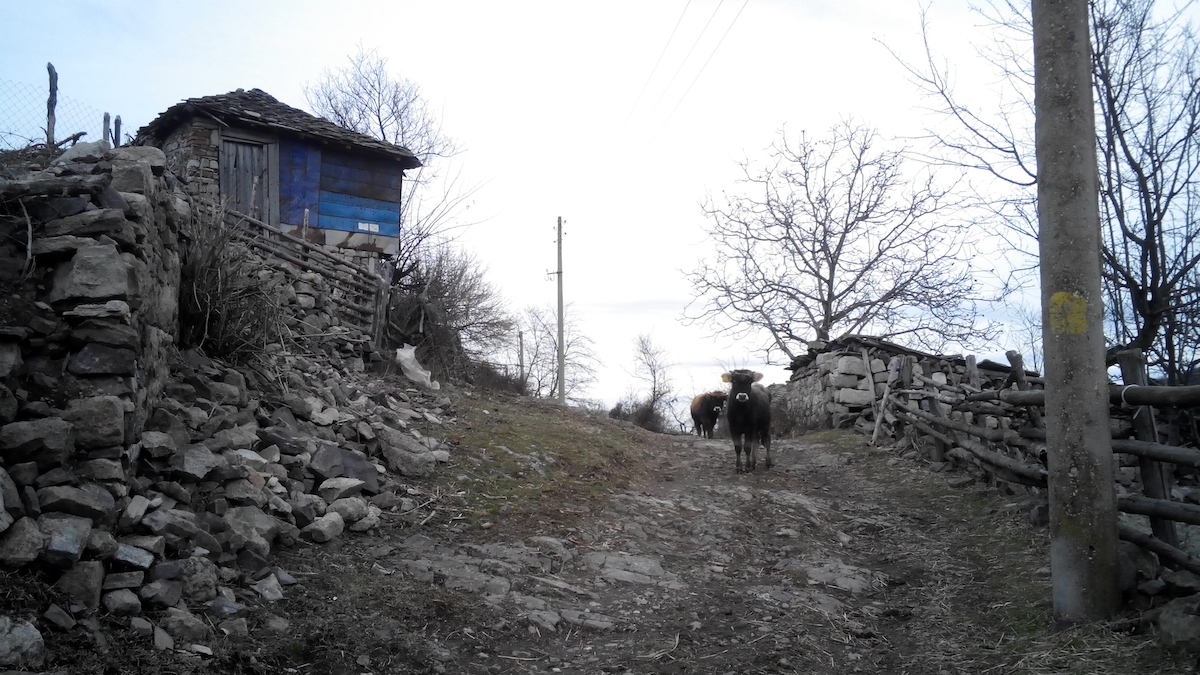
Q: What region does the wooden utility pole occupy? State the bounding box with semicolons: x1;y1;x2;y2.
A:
555;216;566;405
1032;0;1120;623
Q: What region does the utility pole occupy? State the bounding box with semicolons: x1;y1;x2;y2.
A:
1032;0;1119;623
555;216;566;405
518;329;527;392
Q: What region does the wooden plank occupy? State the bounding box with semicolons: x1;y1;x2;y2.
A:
318;190;400;223
320;150;404;187
318;173;400;203
319;189;400;213
319;153;402;202
318;213;400;238
279;139;320;225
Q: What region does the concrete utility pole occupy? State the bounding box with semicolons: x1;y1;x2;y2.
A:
1031;0;1120;623
556;217;566;406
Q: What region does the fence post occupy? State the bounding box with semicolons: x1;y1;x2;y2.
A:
45;62;57;147
1117;349;1178;548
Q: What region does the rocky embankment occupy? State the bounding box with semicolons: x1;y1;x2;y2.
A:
0;345;454;669
0;139;458;670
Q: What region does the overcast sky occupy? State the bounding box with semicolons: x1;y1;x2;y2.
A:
2;0;1007;409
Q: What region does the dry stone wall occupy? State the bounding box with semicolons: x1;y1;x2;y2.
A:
774;335;1200;636
0;145;443;666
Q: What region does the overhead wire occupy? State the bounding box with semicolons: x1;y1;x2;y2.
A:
621;0;694;130
651;0;751;143
644;0;729;121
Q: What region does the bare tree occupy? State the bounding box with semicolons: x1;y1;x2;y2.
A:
895;0;1200;381
306;46;475;280
686;120;995;362
516;305;598;402
387;244;514;380
616;333;676;431
634;334;674;404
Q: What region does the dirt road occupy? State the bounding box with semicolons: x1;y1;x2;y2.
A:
267;425;1189;675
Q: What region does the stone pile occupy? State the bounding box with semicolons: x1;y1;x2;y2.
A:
0;143;450;669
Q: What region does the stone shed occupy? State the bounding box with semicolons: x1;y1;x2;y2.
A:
135;88;422;258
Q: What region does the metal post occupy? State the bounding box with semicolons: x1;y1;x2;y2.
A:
1032;0;1120;623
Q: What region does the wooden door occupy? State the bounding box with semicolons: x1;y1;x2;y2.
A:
220;139;268;220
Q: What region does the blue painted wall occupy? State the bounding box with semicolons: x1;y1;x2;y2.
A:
277;141;403;239
279;138;321;226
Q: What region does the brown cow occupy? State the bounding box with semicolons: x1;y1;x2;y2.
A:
689;391;727;439
721;369;772;473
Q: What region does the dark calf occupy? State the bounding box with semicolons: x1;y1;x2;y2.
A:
690;391;727;439
721;369;772;473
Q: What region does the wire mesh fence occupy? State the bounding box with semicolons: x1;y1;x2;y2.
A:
0;78;111;151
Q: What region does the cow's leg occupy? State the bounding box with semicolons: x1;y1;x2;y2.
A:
746;441;757;472
733;436;745;473
763;431;773;469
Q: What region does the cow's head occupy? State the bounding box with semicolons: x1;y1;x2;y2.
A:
708;390;727;413
721;370;763;402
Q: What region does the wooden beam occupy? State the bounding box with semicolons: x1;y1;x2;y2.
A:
1118;495;1200;527
1017;428;1200;469
967;384;1200;408
1118;524;1200;575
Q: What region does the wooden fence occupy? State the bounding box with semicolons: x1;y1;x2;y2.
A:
866;344;1200;573
223;210;390;346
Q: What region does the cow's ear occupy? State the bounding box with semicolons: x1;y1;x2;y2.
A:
721;373;731;383
753;372;764;382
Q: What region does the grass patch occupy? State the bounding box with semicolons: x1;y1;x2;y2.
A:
434;389;667;531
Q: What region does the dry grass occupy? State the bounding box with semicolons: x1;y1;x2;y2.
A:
821;427;1197;675
431;389;668;531
178;201;292;367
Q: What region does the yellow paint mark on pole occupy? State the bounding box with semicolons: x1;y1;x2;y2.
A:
1049;292;1088;335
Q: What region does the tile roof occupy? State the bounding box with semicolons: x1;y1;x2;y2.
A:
136;88;422;169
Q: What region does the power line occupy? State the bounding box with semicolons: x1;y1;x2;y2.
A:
652;0;750;142
644;0;728;122
622;0;693;130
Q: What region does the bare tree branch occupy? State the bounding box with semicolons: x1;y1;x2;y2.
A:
891;0;1200;381
685;120;998;362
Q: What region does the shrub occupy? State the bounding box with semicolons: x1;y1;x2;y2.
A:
608;396;667;434
178;203;289;364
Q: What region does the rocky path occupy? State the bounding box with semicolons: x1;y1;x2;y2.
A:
285;431;1183;675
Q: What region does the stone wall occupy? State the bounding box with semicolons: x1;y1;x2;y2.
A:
0;143;450;664
158;120;220;201
0;142;186;458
